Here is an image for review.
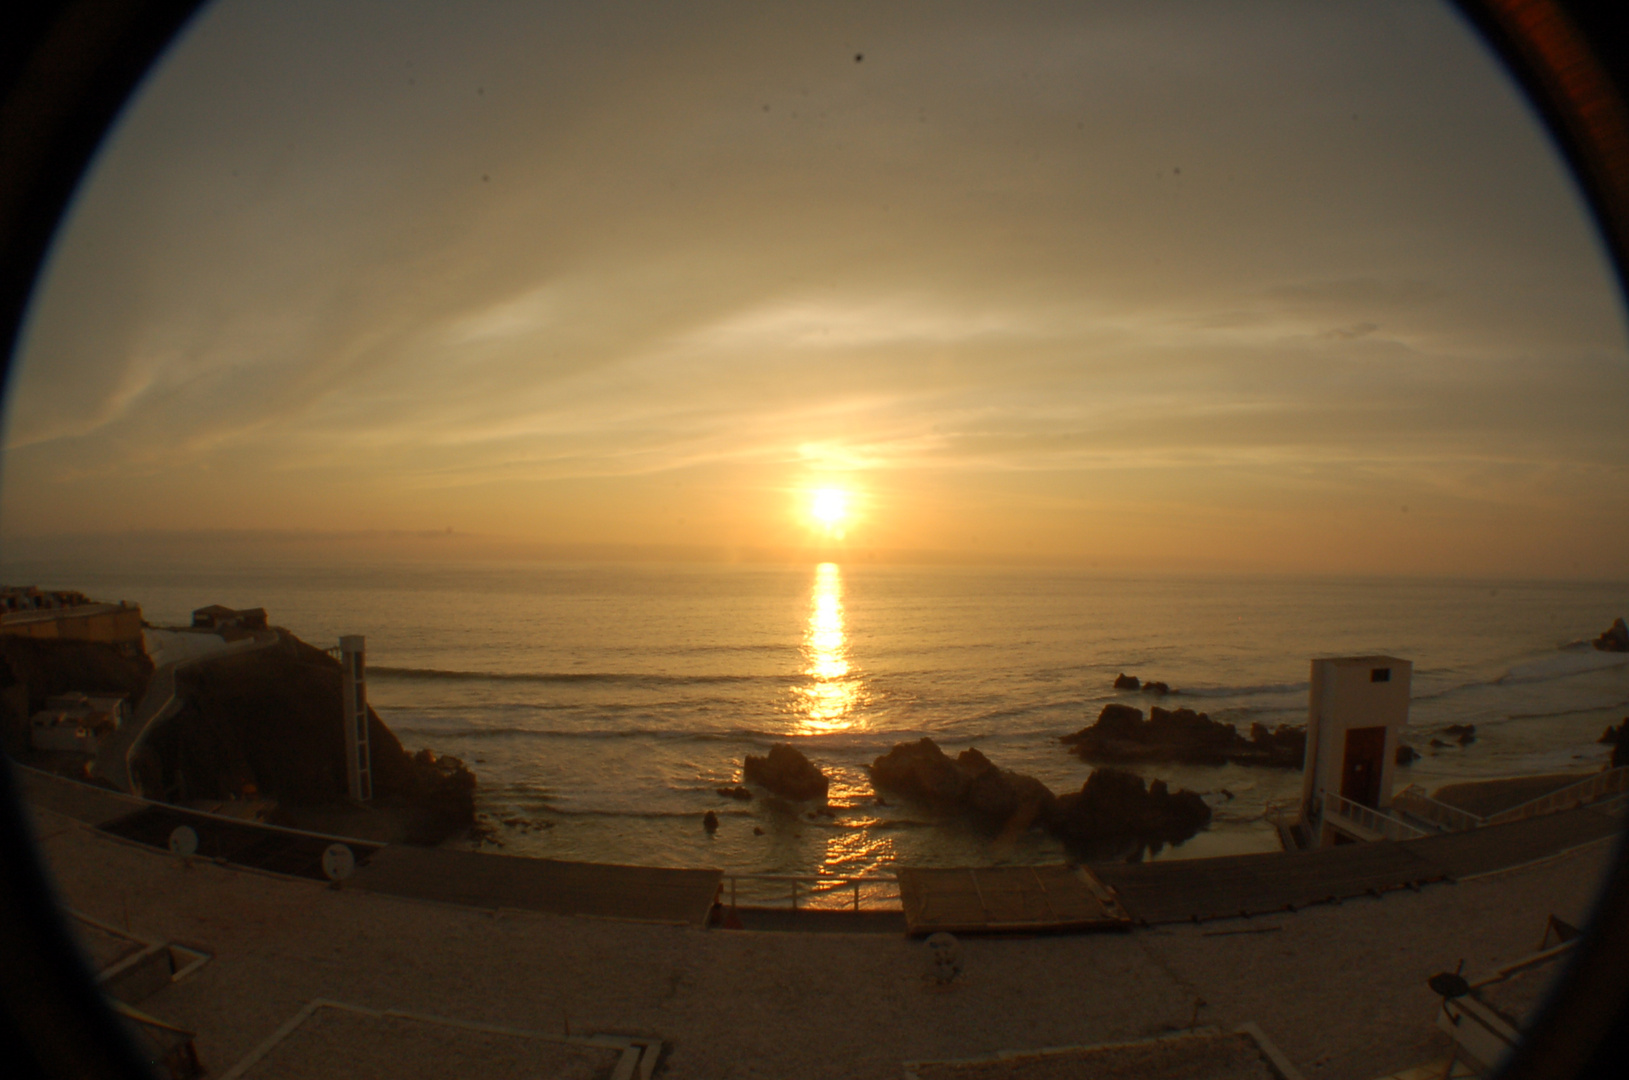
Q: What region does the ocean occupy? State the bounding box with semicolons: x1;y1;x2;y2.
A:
8;559;1628;897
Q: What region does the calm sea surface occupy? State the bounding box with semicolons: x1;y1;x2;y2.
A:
8;560;1629;891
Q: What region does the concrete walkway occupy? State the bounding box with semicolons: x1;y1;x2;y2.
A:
23;799;1615;1080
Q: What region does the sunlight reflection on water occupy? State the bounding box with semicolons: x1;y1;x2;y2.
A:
793;562;866;733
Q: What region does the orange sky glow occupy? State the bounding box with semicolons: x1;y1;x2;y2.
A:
3;0;1628;578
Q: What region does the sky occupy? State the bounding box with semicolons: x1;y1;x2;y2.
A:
3;0;1628;577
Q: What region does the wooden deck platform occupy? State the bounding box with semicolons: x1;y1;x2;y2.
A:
897;864;1131;935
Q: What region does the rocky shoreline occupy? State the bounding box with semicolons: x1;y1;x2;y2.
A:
713;737;1213;861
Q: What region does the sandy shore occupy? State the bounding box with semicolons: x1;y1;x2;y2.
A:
25;803;1617;1080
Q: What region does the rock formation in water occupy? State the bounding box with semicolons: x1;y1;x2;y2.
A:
1113;673;1140;690
1395;743;1420;766
1443;723;1477;745
869;736;1209;856
1600;720;1628;769
1141;680;1172;696
869;738;1055;832
742;743;829;802
1050;767;1212;858
1593;618;1629;652
143;630;476;843
1061;703;1305;768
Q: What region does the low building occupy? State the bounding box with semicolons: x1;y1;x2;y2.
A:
30;691;127;755
191;605;269;631
0;585;143;646
1299;655;1413;845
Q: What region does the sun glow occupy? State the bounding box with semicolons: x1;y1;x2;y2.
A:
810;488;849;529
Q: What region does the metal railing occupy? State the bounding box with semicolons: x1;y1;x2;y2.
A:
1321;790;1430;842
1484;766;1629;825
1262;797;1303;826
720;873;902;912
1391;784;1484;832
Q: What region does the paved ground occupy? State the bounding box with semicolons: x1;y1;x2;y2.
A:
25;802;1618;1080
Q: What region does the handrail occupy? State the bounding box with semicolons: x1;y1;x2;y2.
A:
1483;766;1629;825
1321;790;1430;841
1261;797;1303;824
720;872;901;912
1391;784;1484;832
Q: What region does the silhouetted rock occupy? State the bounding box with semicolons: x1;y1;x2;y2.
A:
1598;720;1627;746
703;810;719;833
1051;767;1211;859
869;738;1055;833
1141;681;1172;696
1444;723;1477;745
717;785;753;801
870;737;1208;856
1395;744;1420;766
1593;618;1629;652
1430;737;1449;749
742;743;829;802
1060;704;1304;768
1113;673;1141;690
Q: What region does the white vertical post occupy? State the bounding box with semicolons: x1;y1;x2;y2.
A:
341;635;371;803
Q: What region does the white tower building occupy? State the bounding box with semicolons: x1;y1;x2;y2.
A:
340;635;372;803
1300;655;1411;845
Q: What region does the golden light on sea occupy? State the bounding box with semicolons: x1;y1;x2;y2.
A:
794;562;863;732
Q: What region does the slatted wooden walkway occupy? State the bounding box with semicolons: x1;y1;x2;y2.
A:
898;864;1131;935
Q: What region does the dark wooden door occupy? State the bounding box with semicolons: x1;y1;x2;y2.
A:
1340;726;1387;808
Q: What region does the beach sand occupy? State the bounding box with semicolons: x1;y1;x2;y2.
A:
25;804;1617;1080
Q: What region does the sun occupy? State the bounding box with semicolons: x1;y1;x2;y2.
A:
810;488;849;529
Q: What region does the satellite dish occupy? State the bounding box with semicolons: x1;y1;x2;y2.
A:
321;843;356;882
167;825;198;857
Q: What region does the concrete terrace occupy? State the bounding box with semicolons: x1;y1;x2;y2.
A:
13;766;1626;1079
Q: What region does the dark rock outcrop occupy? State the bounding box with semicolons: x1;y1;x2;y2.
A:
1051;767;1211;859
717;785;753;801
1395;744;1420;766
147;630;476;843
1601;721;1628;768
703;810;719;833
1444;723;1477;745
742;743;829;802
1113;673;1141;690
1061;704;1304;768
1141;681;1172;696
870;737;1209;857
869;738;1056;833
1593;618;1629;652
